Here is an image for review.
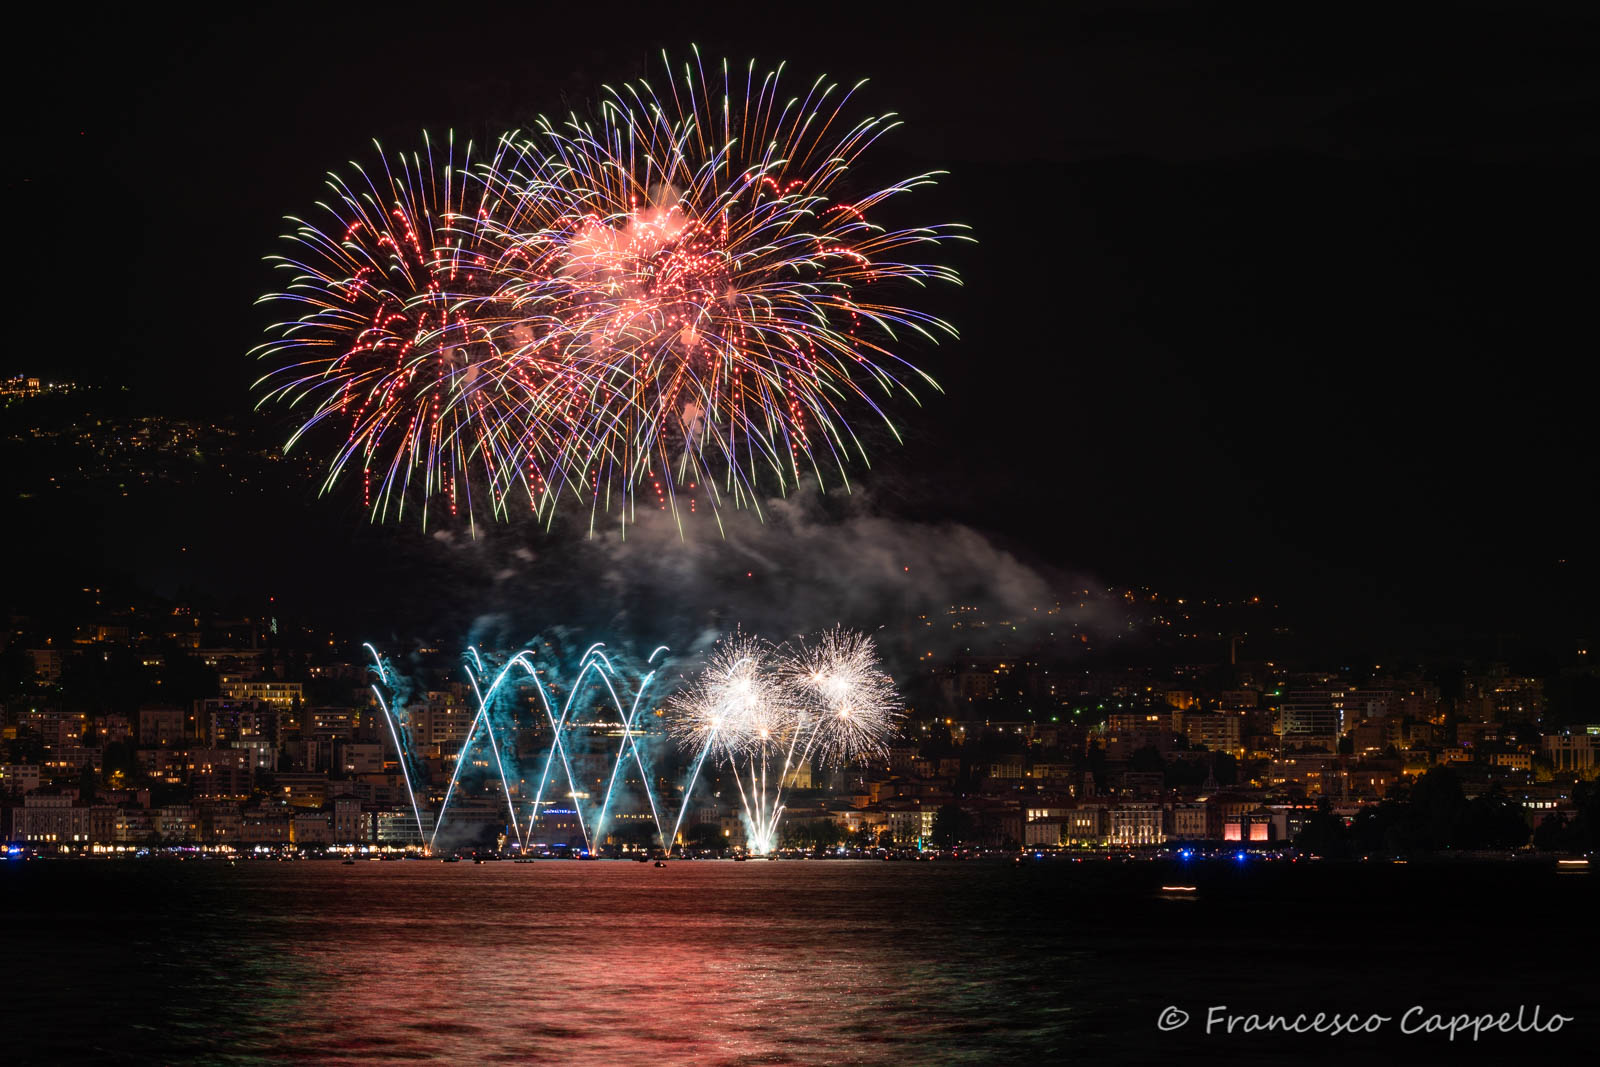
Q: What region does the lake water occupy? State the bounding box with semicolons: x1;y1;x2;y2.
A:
3;858;1593;1064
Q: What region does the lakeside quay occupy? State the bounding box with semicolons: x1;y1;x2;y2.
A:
4;841;1590;868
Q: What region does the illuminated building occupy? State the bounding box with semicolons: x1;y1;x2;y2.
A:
309;707;360;739
1459;672;1545;724
239;807;292;845
1;764;43;794
113;808;153;844
137;706;186;746
883;802;936;846
1023;806;1073;847
1061;805;1105;846
1223;807;1275;843
231;738;278;772
1543;729;1596;774
1108;803;1165;846
274;772;329;808
190;748;253;800
409;696;473;751
292;810;333;845
375;810;432;846
1184;712;1245;757
1170;803;1213;840
8;794;89;844
338;742;385;775
152;804;196;841
27;648;63;684
332;796;368;844
196;698;273;746
196;802;243;843
1277;689;1347;750
219;675;303;711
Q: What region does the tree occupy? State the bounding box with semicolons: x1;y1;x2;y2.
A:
1084;742;1107;776
1293;797;1351;859
608;822;655;850
1349;768;1530;855
1463;784;1529;849
1532;812;1570;851
102;740;137;784
930;803;972;849
1507;721;1541;747
1128;745;1165;774
847;826;881;849
1573;779;1600;851
77;762;99;800
1409;766;1467;850
158;642;219;705
685;822;724;850
1163;757;1208;791
1212;752;1239;786
781;819;842;850
0;643;33;695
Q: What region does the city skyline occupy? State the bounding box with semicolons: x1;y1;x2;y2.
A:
3;5;1595;1063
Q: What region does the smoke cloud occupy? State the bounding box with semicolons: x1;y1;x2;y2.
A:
400;486;1117;672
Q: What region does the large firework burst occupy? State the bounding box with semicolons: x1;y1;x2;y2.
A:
252;133;553;525
254;52;966;530
782;627;898;766
664;632;786;759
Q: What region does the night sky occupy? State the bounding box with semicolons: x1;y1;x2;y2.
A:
8;3;1596;653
